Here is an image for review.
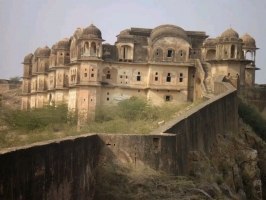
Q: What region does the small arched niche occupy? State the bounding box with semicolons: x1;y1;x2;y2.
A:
206;49;216;60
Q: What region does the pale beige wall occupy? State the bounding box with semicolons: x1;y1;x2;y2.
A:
148;89;187;106
245;69;255;87
68;88;78;110
100;87;147;105
30;95;36;108
148;65;188;89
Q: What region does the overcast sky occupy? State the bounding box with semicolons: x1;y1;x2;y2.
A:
0;0;265;83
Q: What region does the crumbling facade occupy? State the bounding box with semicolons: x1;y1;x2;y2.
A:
21;24;259;119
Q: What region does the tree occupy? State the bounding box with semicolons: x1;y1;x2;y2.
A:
9;76;21;84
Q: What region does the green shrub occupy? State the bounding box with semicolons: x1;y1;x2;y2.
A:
2;104;77;131
238;96;266;141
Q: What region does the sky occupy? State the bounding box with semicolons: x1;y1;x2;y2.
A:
0;0;265;83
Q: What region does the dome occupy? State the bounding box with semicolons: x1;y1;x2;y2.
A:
24;53;33;63
73;27;84;39
150;24;190;43
221;27;239;38
38;46;51;57
82;24;102;39
240;33;256;47
57;38;70;49
34;47;42;56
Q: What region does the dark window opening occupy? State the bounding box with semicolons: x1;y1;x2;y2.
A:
168;90;169;92
107;92;109;95
92;69;94;71
91;99;92;101
165;96;170;101
107;98;109;101
108;71;110;73
91;74;94;77
138;90;140;92
138;72;140;75
126;76;128;79
153;138;160;150
155;72;158;75
155;77;158;81
107;74;111;79
137;76;141;81
85;68;87;71
167;50;173;57
166;73;171;82
124;72;126;74
66;53;69;56
156;49;159;56
120;75;122;78
126;82;127;84
179;78;183;82
193;51;196;54
192;74;195;78
84;73;87;77
180;73;183;77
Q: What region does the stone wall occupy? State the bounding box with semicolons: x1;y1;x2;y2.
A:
0;84;21;94
0;76;238;198
0;135;102;200
152;76;238;174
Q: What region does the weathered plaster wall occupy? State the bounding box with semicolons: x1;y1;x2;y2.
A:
0;135;102;200
152;77;238;174
98;134;178;174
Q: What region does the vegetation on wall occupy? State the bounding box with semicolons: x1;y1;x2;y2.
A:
238;96;266;141
86;97;191;134
0;97;193;148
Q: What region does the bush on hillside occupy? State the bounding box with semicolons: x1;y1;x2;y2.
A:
2;104;77;131
238;96;266;141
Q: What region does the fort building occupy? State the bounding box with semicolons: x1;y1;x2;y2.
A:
21;24;259;120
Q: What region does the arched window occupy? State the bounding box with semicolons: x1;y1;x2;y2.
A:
84;42;89;53
231;45;235;58
91;42;96;55
121;45;131;60
246;51;252;60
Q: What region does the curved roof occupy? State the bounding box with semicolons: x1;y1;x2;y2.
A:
150;24;190;43
57;38;70;49
34;46;51;57
24;53;34;63
82;24;102;39
240;33;256;47
221;27;239;38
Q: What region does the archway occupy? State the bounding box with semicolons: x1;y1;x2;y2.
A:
231;45;235;58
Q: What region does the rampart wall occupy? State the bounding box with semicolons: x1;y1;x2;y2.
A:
0;76;238;199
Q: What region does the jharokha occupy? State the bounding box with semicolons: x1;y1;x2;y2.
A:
21;24;259;120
